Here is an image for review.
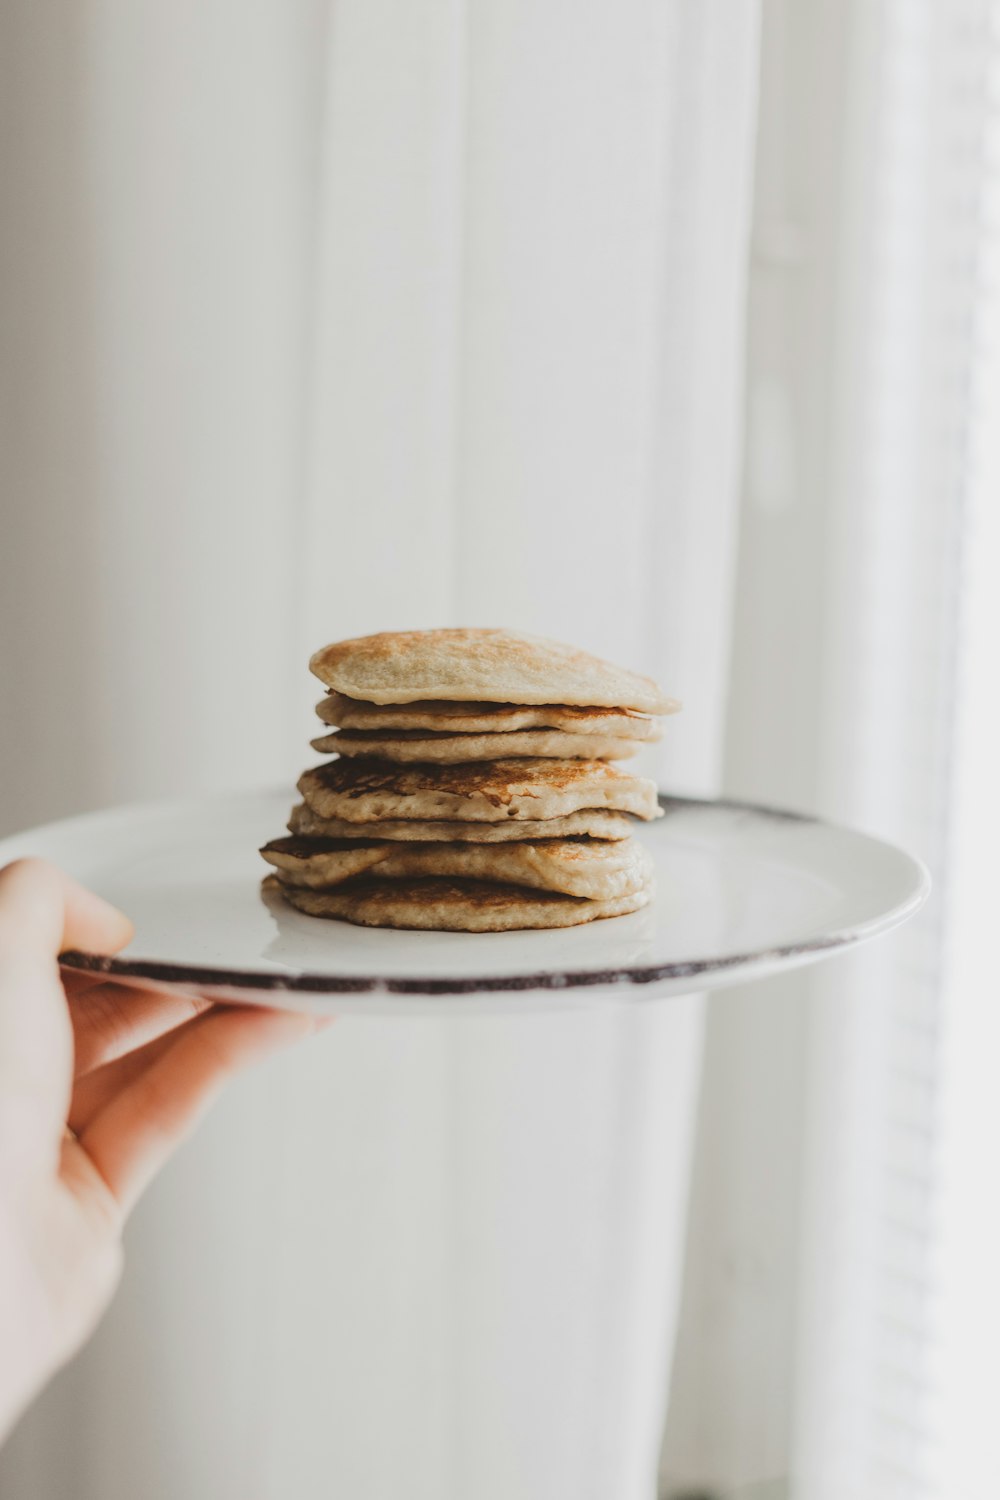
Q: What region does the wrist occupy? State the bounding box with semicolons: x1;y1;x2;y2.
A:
0;1182;61;1445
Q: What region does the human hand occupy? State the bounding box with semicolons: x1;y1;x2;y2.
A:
0;858;319;1443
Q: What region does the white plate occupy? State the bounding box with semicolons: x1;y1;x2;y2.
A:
0;789;929;1014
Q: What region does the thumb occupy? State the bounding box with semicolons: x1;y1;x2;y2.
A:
0;861;132;1180
0;859;133;961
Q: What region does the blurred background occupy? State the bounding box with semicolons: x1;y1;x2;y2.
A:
1;1;997;1497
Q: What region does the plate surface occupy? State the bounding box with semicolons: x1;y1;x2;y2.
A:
0;789;929;1012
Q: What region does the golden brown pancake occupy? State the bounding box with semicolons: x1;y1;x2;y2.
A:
310;727;643;762
297;758;663;824
267;627;673;931
261;833;653;900
287;802;635;843
309;628;675;713
315;694;666;739
263;873;652;931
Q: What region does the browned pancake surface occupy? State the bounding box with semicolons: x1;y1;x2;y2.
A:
263;873;651;931
286;802;634;843
310;727;643;762
316;695;665;739
296;757;662;823
261;832;653;899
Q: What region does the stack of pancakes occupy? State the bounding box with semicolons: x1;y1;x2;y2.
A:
260;629;677;932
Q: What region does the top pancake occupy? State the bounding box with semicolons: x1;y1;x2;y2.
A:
309;629;675;713
316;694;666;739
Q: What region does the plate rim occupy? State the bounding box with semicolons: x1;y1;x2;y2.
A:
49;792;931;997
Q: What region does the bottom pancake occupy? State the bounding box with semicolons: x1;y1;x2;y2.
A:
262;873;651;932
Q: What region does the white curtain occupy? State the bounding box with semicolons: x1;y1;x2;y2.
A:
0;4;760;1499
789;4;1000;1496
661;2;1000;1497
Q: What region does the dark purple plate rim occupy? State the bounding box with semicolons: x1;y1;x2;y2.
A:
59;795;930;998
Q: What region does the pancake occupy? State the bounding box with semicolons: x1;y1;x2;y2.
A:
297;758;663;825
261;834;653;900
287;802;635;843
309;628;674;713
263;873;652;932
310;727;644;762
315;694;667;739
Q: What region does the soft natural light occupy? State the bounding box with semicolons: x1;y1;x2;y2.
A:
927;44;1000;1499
